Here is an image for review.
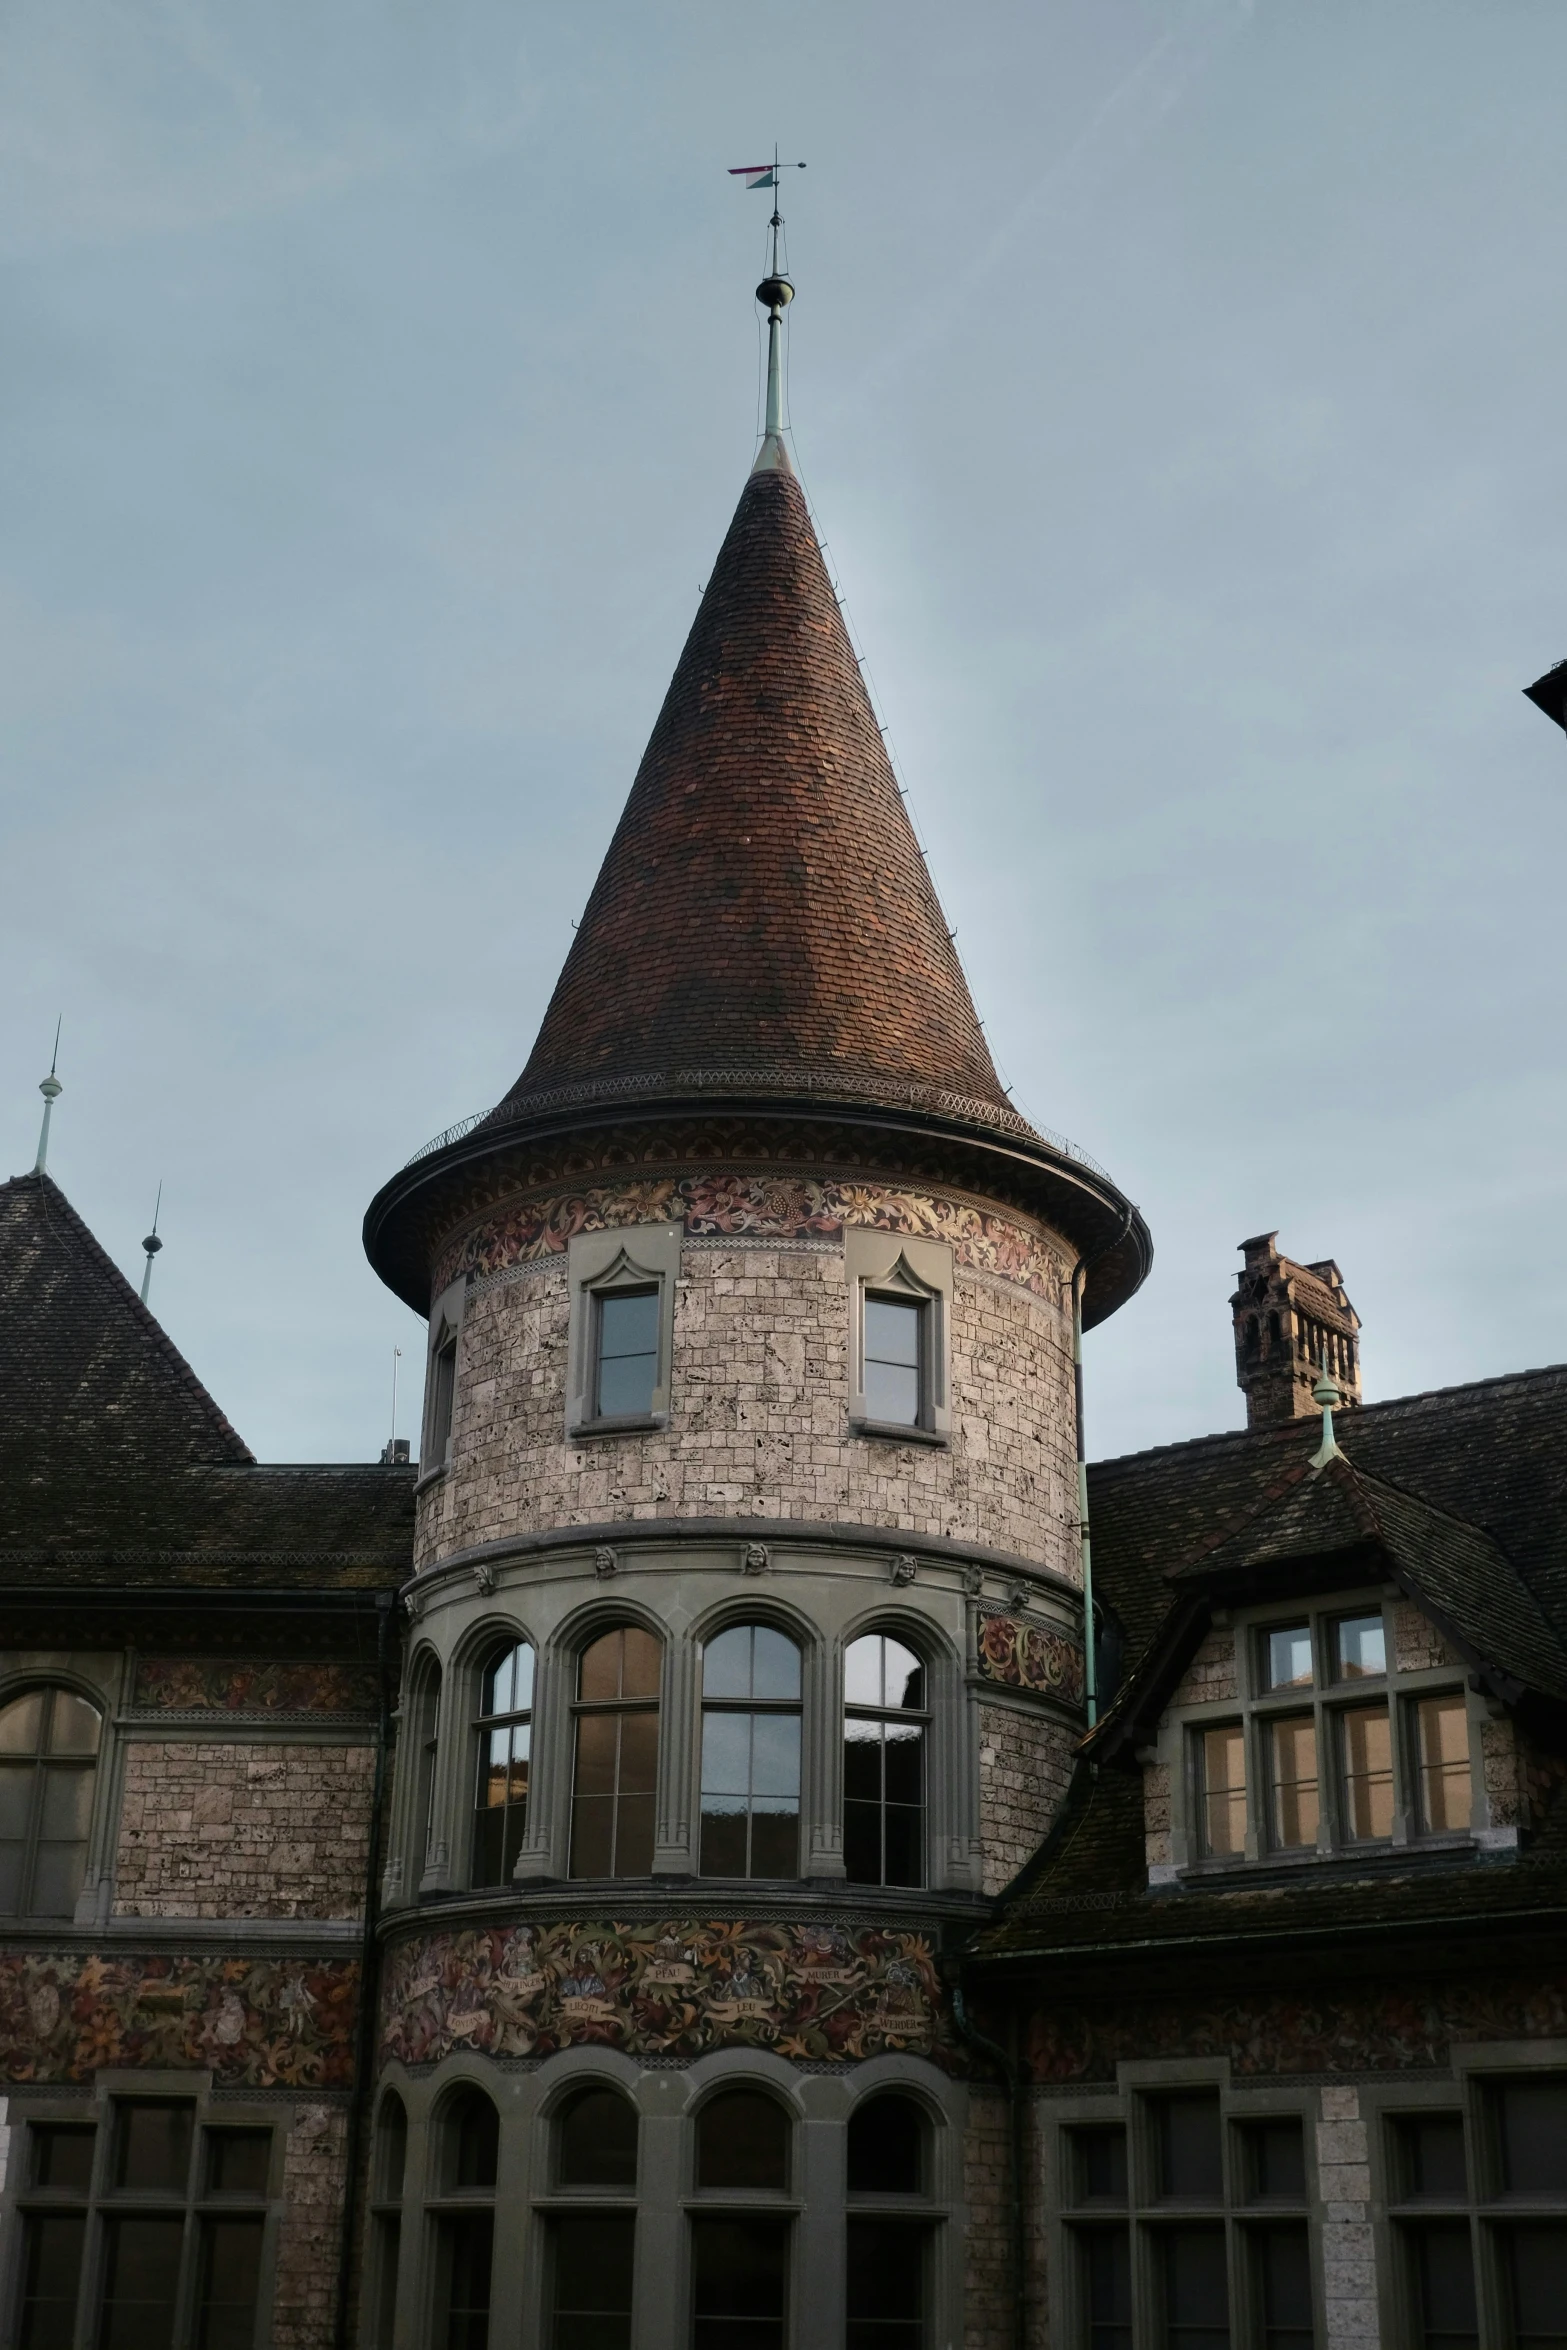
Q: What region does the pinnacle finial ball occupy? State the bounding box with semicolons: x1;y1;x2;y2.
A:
143;1233;163;1257
756;274;794;313
38;1074;62;1102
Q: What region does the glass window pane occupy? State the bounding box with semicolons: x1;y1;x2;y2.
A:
1156;2095;1223;2201
206;2130;270;2197
844;1638;884;1709
848;2097;925;2195
700;1800;749;1878
371;2215;400;2350
596;1290;658;1418
697;2091;790;2190
1071;2127;1127;2207
618;1709;659;1796
752;1628;801;1700
1332;1615;1386;1680
691;2216;787;2348
46;1693;102;1753
864;1358;920;1426
1398;2116;1467;2200
1502;2225;1567;2347
612;1791;655;1877
99;2216;186;2350
551;2213;635;2349
1497;2080;1567;2195
376;2096;407;2202
846;2218;925;2348
1407;2222;1477;2348
1416;1697;1471;1835
1265;1626;1313;1691
883;1723;923;1807
1160;2225;1229;2348
882;1801;924;1890
31;2123;95;2191
38;1764;95;1840
1340;1707;1394;1840
844;1798;882;1886
29;1839;89;1919
748;1803;799;1878
573;1711;619;1799
865;1296;921;1367
597;1349;658;1419
1201;1726;1247;1856
598;1288;659;1359
448;2090;499;2190
115;2101;195;2192
1081;2227;1132;2350
19;2212;85;2350
579;1633;625;1704
751;1713;800;1800
1255;2223;1312;2349
0;1691;45;1752
619;1628;662;1701
701;1712;752;1798
196;2215;264;2350
703;1627;756;1700
569;1793;614;1879
1268;1719;1319;1849
558;2088;638;2189
0;1764;34;1837
884;1641;925;1711
482;1644;533;1718
435;2211;493;2350
1244;2120;1305;2203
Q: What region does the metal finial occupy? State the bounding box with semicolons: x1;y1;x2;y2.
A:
1310;1346;1342;1469
730;145;805;471
139;1182;164;1307
34;1020;63;1173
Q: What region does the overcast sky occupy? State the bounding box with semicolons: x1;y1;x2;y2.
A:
5;0;1566;1469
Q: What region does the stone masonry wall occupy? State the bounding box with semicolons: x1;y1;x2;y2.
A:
1170;1624;1237;1707
978;1704;1077;1894
418;1203;1078;1574
1392;1598;1458;1673
272;2102;349;2350
114;1742;373;1919
963;2085;1013;2350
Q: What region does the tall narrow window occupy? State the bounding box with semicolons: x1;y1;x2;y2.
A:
844;1634;927;1888
692;2093;791;2350
432;2089;497;2350
429;1333;458;1464
1158;2229;1229;2348
1198;1725;1246;1857
370;2095;407;2350
410;1664;442;1885
863;1293;925;1428
1338;1707;1394;1840
551;2089;638;2350
0;1685;102;1918
846;2096;931;2350
473;1642;534;1886
570;1628;662;1878
593;1287;660;1420
1415;1695;1471;1834
1266;1719;1319;1851
700;1625;802;1878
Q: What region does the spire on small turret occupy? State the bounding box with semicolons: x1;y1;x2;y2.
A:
730;149;805;472
139;1182;164;1307
1310;1348;1343;1470
33;1020;62;1174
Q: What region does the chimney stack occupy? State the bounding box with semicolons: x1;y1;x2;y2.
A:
1231;1233;1361;1430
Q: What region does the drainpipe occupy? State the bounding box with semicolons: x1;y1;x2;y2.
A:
949;1977;1027;2350
1072;1204;1132;1730
334;1591;397;2350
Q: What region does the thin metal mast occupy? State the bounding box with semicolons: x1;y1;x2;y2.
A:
34;1020;62;1174
139;1183;163;1306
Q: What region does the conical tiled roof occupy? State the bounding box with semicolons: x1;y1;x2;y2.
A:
506;452;1018;1130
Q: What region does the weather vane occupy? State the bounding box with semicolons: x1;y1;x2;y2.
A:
728;147;806;281
730;149;806;455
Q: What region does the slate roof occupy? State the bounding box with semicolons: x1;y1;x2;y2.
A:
974;1365;1567;1967
506;451;1017;1132
0;1171;414;1589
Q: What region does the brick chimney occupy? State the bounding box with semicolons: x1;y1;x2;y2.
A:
1231;1233;1361;1430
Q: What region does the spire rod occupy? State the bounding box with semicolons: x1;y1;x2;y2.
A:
139;1182;164;1307
33;1019;62;1173
731;149;805;467
1310;1345;1342;1469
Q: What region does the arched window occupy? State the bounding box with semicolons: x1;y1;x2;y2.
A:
846;2096;933;2350
369;2094;406;2350
550;2087;639;2348
1244;1316;1260;1356
843;1635;927;1889
472;1642;534;1886
570;1628;661;1878
0;1685;101;1918
409;1662;442;1886
699;1625;801;1878
692;2092;791;2350
1268;1310;1282;1350
430;2088;497;2350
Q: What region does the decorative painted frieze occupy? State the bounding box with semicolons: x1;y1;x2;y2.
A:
1025;1971;1567;2084
379;1919;955;2068
976;1612;1084;1703
132;1659;379;1713
0;1951;358;2085
434;1173;1064;1302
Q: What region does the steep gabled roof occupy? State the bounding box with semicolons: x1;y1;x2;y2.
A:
504;455;1018;1132
0;1171;252;1482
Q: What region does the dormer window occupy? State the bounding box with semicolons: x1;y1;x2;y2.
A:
1175;1596;1479;1874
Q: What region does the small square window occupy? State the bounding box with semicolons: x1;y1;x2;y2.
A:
1494;2079;1567;2198
1331;1612;1386;1680
1263;1625;1314;1692
1240;2120;1306;2204
1395;2115;1467;2201
1069;2126;1128;2207
205;2129;271;2198
30;2124;95;2192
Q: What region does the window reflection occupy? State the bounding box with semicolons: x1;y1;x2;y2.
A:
700;1626;801;1879
570;1629;661;1878
1268;1718;1319;1850
844;1636;926;1889
0;1685;102;1919
473;1643;534;1887
1264;1626;1313;1691
1332;1613;1386;1680
1339;1708;1394;1840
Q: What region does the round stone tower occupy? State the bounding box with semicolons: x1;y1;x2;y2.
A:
361;275;1150;2350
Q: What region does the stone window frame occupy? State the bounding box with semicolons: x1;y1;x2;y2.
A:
0;1654;126;1929
1040;2056;1325;2350
844;1228;953;1446
565;1222;683;1439
374;2044;966;2350
386;1592;974;1898
0;2067;287;2350
1153;1586;1486;1883
386;1642;446;1902
419;1274;467;1488
1360;2039;1567;2350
